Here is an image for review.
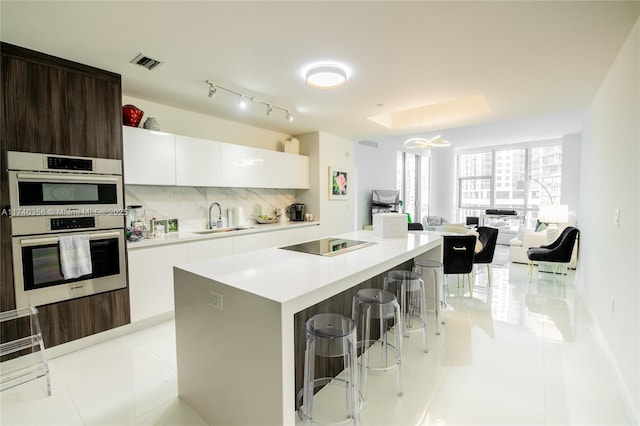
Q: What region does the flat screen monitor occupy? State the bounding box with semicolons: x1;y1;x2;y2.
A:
466;216;479;226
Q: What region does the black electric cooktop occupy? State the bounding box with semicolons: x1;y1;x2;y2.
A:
280;238;376;257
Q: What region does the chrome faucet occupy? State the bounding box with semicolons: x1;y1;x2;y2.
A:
208;202;223;229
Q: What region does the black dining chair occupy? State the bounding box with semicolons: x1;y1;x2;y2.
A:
527;226;579;282
443;235;477;298
473;226;499;286
408;223;424;231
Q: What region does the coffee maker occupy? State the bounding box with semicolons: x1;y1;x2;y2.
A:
290;203;305;221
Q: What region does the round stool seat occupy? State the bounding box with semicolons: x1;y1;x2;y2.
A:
297;313;360;425
413;259;442;268
352;288;403;398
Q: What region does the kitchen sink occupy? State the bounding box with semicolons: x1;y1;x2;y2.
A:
192;226;255;235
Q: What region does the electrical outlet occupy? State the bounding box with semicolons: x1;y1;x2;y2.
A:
209;290;223;310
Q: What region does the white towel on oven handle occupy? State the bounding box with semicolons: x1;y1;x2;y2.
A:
59;235;92;279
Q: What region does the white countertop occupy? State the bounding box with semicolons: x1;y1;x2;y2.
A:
126;220;319;250
174;229;442;306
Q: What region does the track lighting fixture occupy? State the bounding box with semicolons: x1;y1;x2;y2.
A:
205;80;294;123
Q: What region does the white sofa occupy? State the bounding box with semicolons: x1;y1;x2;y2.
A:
509;226;578;268
421;216;465;232
483;218;518;245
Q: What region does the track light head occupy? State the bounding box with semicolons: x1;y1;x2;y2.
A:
208;85;216;98
266;104;273;117
286;111;293;122
238;95;247;109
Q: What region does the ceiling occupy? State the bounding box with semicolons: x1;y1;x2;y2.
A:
1;1;638;145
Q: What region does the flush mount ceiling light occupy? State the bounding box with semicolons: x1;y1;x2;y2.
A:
305;64;347;89
205;80;293;123
404;135;451;150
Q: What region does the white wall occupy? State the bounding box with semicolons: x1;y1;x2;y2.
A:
430;147;458;221
579;17;639;423
354;140;398;229
122;95;291;150
297;131;355;237
560;133;582;213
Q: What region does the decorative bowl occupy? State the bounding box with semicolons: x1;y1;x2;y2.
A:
252;215;280;224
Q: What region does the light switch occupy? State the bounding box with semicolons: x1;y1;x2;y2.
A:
614;209;620;226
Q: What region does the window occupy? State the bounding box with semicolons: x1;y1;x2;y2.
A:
457;142;562;224
397;151;430;223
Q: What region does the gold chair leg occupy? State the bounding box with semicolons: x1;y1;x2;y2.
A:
487;264;492;287
468;273;473;298
528;261;533;282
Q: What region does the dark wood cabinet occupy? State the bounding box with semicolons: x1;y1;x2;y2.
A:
1;42;122;158
1;42;130;347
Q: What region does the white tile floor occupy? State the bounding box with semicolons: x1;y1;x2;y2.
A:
0;248;631;425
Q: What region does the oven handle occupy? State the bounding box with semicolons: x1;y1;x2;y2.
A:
17;172;120;183
18;231;122;247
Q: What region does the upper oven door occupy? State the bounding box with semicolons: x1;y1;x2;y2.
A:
8;171;123;215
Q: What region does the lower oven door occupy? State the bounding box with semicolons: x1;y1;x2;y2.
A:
12;229;127;308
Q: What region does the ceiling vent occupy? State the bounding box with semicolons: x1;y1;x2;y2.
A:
130;53;163;71
358;140;378;148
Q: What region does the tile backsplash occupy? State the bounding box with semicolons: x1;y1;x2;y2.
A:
125;185;296;231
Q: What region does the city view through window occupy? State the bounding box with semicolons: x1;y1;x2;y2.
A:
394;142;562;228
396;151;429;223
458;143;563;226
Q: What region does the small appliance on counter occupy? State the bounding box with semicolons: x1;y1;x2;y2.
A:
126;205;147;241
290;203;305;221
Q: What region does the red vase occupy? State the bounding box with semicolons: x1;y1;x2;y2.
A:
122;104;144;127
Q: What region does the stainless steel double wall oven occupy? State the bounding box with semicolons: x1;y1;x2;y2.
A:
8;151;127;308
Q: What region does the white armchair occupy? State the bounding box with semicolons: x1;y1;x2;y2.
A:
509;228;547;264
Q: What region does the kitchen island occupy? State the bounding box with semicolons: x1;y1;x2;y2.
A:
173;229;442;425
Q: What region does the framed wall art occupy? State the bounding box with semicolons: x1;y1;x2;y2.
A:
329;166;348;200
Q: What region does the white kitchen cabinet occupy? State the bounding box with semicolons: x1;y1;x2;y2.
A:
175;135;221;187
220;143;309;189
123;126;176;185
128;237;234;323
128;244;187;322
124;127;307;189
